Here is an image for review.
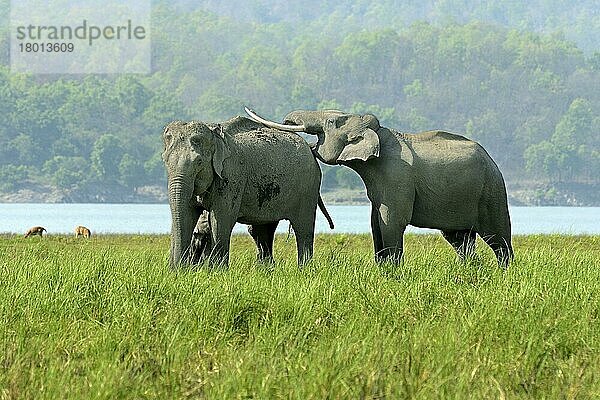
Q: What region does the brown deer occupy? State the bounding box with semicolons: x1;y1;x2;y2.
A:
24;226;46;238
75;225;91;238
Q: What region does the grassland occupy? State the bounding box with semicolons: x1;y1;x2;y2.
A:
1;233;599;399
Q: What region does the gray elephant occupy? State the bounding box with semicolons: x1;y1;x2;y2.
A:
189;210;212;264
246;108;513;267
162;116;333;266
190;203;334;264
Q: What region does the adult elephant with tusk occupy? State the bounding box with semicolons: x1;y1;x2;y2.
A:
245;107;513;268
162;115;334;267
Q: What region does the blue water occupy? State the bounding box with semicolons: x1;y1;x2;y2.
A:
0;204;598;235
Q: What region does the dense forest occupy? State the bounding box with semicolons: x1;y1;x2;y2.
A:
0;1;598;204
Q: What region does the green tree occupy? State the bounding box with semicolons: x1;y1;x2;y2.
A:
551;98;594;180
336;168;363;189
0;165;29;192
553;98;593;147
465;110;514;168
8;133;39;165
524;141;563;181
119;154;146;189
524;98;596;182
320;165;339;191
90;134;124;183
142;90;189;130
114;76;151;118
51;137;81;157
42;156;89;190
144;151;166;186
589;52;600;71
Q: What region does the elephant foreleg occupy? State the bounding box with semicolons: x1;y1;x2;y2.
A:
441;229;477;260
248;222;278;262
378;228;405;264
208;212;236;266
376;204;407;264
371;205;384;262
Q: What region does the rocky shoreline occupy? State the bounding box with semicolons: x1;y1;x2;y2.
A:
506;182;600;207
0;184;168;204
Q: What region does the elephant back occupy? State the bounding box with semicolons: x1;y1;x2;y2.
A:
217;116;264;136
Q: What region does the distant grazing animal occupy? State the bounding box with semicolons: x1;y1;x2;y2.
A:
24;226;46;238
75;226;91;238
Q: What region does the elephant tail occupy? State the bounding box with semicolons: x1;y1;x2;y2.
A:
317;195;334;229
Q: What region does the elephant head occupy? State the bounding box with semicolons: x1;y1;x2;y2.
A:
245;107;380;165
162;121;230;266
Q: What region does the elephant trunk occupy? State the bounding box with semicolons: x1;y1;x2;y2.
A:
168;176;199;267
283;110;345;134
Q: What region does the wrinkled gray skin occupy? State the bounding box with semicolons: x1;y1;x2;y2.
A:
162;116;329;266
259;110;513;267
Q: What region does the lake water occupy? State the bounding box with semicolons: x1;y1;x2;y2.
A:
0;204;599;235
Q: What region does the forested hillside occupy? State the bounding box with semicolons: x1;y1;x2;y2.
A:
0;1;598;204
181;0;600;52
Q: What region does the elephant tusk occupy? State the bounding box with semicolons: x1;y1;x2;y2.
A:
244;106;306;132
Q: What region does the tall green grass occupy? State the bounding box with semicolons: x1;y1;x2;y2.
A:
1;234;599;399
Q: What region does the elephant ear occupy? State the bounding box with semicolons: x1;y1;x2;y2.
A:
338;128;380;162
362;113;380;131
212;126;231;179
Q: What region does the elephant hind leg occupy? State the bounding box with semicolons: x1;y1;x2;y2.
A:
289;216;315;266
480;232;513;268
477;201;513;268
441;229;477;260
248;222;278;262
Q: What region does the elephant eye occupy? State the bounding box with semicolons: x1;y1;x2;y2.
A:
326;118;336;127
190;135;203;146
347;134;362;143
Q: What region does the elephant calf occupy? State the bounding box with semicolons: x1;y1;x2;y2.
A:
163;116;331;266
189;211;212;264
